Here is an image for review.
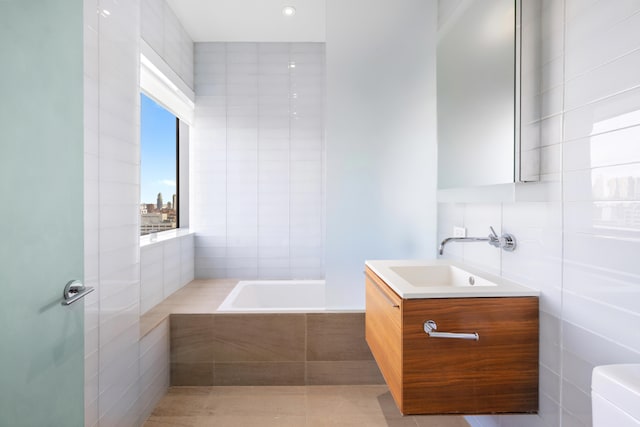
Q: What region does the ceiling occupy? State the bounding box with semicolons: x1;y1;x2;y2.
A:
166;0;326;42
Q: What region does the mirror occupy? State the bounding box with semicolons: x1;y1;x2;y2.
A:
437;0;533;189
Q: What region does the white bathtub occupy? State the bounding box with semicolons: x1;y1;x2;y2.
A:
216;280;326;313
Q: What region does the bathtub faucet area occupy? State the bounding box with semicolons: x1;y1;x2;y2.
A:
439;226;516;255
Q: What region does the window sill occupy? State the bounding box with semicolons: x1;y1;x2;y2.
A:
140;228;193;248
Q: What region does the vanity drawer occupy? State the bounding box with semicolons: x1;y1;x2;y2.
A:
365;268;402;405
402;297;539;414
364;264;539;415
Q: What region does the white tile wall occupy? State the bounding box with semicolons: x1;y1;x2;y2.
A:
140;233;195;314
97;0;142;423
140;244;164;313
138;318;170;423
141;0;194;90
83;0;142;426
192;42;325;280
84;0;193;425
438;1;640;426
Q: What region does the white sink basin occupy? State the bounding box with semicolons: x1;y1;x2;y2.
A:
366;259;538;299
389;265;497;288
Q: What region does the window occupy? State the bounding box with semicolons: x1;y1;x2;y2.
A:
140;93;178;236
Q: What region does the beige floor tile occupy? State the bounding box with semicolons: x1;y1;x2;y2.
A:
206;415;308;427
208;385;308;397
306;414;412;427
143;385;470;427
305;385;390;417
206;392;307;417
375;390;406;418
213;361;306;386
162;386;212;396
144;416;216;427
150;387;212;417
306;361;384;385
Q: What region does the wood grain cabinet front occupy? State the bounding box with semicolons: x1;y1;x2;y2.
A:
365;266;539;415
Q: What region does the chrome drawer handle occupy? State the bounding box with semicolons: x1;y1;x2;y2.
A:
370;279;400;308
423;320;479;341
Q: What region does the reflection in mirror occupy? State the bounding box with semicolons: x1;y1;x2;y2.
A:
437;0;539;189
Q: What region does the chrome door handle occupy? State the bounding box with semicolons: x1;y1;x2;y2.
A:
423;320;479;341
61;280;95;306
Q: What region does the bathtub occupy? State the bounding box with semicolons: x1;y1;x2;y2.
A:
216;280;326;312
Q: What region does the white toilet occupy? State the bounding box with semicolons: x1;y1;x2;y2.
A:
592;364;640;426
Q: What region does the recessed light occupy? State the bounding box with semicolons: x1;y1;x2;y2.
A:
282;6;296;17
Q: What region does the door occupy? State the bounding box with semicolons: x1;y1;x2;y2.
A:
0;1;85;426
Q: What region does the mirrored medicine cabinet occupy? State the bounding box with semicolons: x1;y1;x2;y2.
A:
437;0;540;191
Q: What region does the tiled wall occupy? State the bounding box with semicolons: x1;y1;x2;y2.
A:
170;313;383;386
437;1;640;426
138;318;170;424
84;0;142;426
84;0;193;425
191;42;325;280
141;0;194;90
140;233;195;314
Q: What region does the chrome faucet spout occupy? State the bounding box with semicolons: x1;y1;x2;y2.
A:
438;236;490;255
439;227;517;255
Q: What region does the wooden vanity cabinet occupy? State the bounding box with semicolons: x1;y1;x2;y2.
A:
365;266;539;415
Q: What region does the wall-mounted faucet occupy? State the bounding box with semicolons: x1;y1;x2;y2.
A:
439;226;516;255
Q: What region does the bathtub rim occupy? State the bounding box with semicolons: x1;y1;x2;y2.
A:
214;279;329;314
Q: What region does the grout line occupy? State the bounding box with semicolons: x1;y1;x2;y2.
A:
257;43;261;279
95;1;103;423
288;43;293;279
224;43;229;280
558;0;567;425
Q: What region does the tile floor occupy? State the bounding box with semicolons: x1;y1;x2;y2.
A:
144;385;470;426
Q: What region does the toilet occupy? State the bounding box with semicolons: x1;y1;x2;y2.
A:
592;364;640;426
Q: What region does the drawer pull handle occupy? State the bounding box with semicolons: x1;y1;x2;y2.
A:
423;320;479;341
371;279;400;308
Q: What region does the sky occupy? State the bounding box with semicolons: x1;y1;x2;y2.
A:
140;93;177;206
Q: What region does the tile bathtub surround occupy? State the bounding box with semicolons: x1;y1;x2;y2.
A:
438;1;640;426
141;233;196;315
140;279;238;336
170;312;383;386
143;386;471;427
191;42;325;280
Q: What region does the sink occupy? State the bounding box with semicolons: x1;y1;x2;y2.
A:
389;265;497;287
365;259;539;299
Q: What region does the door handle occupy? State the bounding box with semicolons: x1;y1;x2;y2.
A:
61;280;95;306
